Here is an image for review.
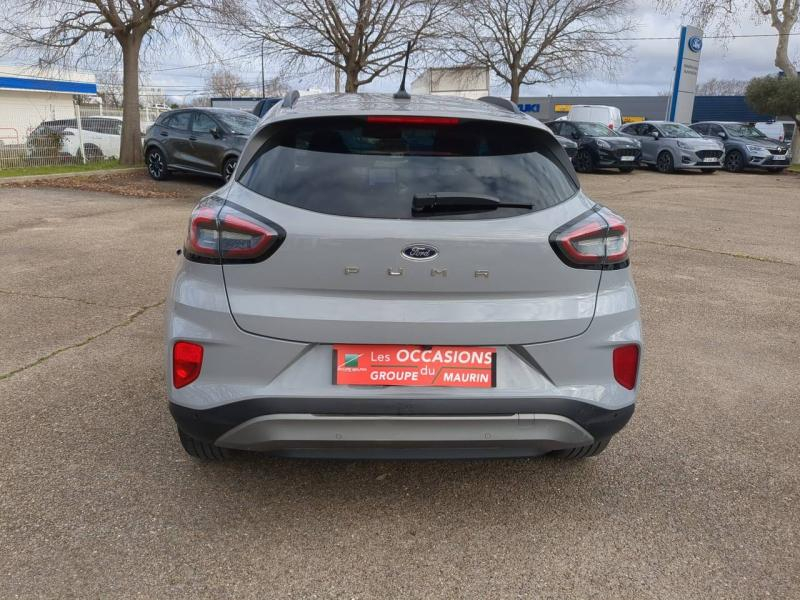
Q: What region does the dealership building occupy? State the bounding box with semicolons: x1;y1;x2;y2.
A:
0;66;97;145
516;95;776;124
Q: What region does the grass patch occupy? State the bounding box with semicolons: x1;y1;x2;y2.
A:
789;164;800;174
0;159;130;178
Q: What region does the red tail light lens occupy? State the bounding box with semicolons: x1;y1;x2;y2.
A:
173;341;203;388
550;207;629;269
366;116;460;125
184;197;285;264
613;344;640;390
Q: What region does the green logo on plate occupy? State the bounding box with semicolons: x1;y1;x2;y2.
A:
344;354;359;368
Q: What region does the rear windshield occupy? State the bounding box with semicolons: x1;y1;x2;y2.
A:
238;117;577;219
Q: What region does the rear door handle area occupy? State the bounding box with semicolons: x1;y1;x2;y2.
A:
159;131;168;137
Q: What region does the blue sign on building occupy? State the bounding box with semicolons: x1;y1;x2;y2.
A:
517;103;540;113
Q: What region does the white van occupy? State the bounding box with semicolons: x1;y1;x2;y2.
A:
753;121;785;142
567;105;623;130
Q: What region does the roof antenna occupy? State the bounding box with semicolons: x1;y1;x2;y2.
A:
393;42;412;100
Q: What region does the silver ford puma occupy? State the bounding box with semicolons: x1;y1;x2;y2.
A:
166;92;642;460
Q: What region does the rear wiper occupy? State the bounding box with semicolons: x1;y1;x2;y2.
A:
412;192;533;215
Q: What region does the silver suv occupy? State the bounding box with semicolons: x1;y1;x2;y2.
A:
166;92;642;461
689;121;791;173
620;120;725;173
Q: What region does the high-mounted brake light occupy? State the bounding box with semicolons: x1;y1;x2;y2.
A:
173;341;203;389
366;116;460;125
613;344;640;390
184;196;285;264
550;207;629;269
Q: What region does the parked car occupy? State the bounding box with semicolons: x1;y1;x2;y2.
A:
166;92;642;461
619;121;724;173
143;108;259;181
753;121;785;142
690;121;791;173
555;134;578;158
567;105;623;130
252;98;281;118
28;116;123;160
547;120;641;173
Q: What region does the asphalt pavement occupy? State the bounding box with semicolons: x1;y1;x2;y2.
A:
1;170;798;599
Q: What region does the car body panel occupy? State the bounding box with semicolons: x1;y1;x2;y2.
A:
222;184;600;345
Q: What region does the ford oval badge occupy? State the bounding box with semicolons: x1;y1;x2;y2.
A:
688;36;702;53
402;244;439;261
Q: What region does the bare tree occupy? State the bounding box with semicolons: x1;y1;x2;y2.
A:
657;1;799;78
97;70;124;108
697;77;749;95
0;1;211;165
208;68;250;97
444;0;634;102
215;0;450;92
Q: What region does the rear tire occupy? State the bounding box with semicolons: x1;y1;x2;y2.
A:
178;429;230;460
552;437;610;459
83;144;103;162
146;146;170;181
222;156;238;182
656;151;675;174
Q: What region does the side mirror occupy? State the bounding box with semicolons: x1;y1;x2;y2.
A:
651;131;660;140
210;127;222;139
571;131;580;140
717;131;727;140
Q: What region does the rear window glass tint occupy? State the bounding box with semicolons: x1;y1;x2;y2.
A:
238;117;577;220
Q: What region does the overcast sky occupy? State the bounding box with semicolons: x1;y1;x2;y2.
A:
146;0;796;101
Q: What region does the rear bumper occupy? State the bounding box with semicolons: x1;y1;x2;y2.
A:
170;396;634;454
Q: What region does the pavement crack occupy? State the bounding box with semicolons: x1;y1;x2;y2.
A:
637;240;796;266
0;288;140;311
0;299;165;382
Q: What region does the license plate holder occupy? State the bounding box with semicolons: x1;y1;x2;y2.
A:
333;345;497;388
620;155;635;161
703;157;718;163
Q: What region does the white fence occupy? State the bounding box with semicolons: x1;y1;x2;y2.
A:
0;102;167;169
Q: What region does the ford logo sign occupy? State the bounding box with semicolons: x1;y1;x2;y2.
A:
688;36;702;52
402;244;439;261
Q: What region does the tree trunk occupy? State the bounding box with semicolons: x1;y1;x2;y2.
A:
119;33;144;166
509;74;520;103
345;69;360;93
775;30;798;79
792;118;800;166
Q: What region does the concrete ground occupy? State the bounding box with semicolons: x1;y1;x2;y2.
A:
1;170;798;599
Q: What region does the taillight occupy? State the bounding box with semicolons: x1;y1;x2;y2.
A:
173;341;203;388
613;344;640;390
184;196;285;264
550;207;629;269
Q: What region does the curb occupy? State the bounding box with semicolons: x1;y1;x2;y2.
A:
0;166;144;184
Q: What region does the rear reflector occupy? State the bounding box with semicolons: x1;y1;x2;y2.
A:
173;341;203;389
366;116;460;125
613;344;639;390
